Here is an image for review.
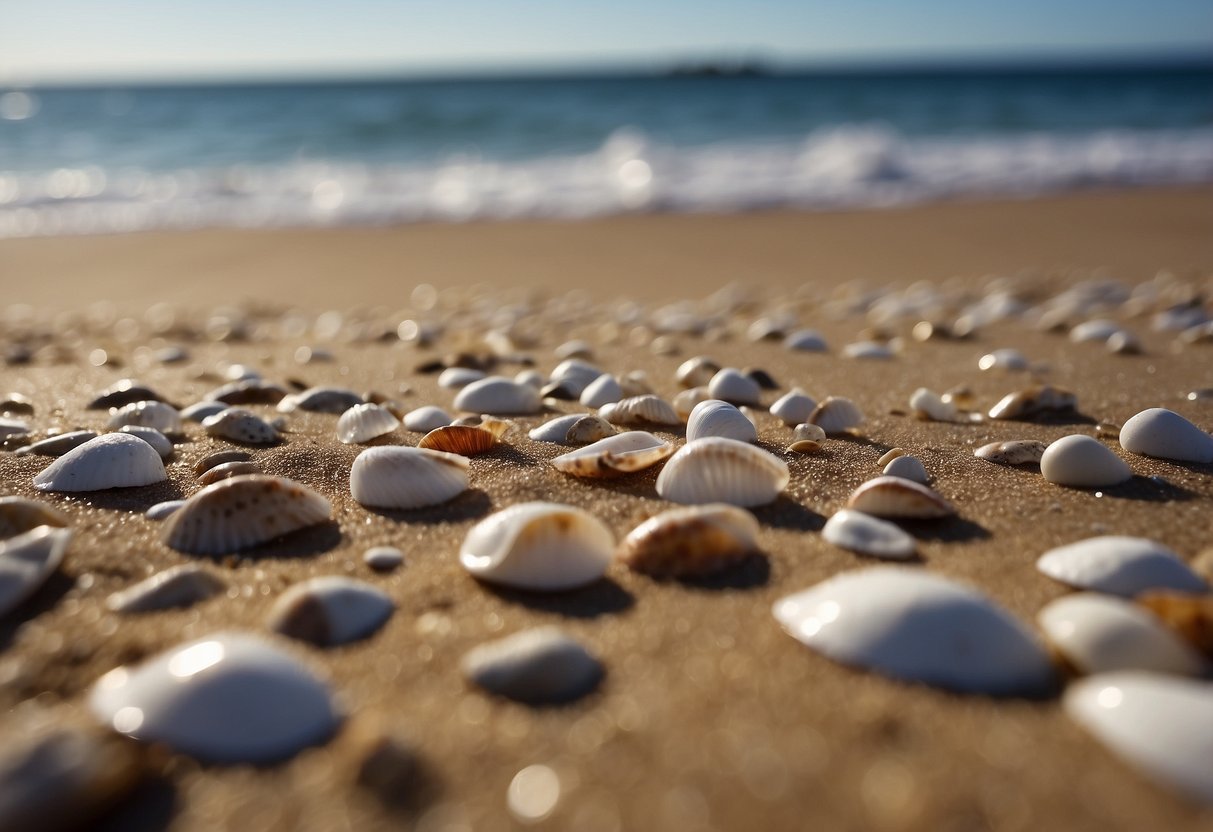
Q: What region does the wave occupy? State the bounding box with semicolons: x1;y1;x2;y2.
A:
1;125;1211;237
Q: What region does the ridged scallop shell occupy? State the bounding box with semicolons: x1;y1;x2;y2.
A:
808;396;864;434
460;502;614;590
783;329;828;352
974;440;1048;466
769;388;817;426
197;460;261;486
34;433;168;493
461;626;603;704
707;368;761;406
180;401;229;423
107;401;181;435
193;449;252;476
579;374;623;408
598;395;680;427
822;509;916;560
988;385;1077;420
118;425;173;459
1036;536;1206;597
675;356;720;388
1119;408;1213;463
89;632;341;764
417;424;502;456
437;367;486;389
550;431;674;478
883;454;929;484
349;446;469;509
106;564;226;613
453;376;542;415
846;476;955;519
277;387;363;414
673;386;712;421
202;408;279;445
86;379;169;410
617;503;760;577
656;437;789;507
267;577;394;646
1040;435;1131;488
0;497;69;539
163;475;331;555
13;430;98;457
0;526;72;617
686;399;757;444
336;403;400;444
402;405;453;433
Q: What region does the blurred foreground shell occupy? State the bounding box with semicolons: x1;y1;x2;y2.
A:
163;475;331;555
1036;536;1206;598
656;437;789;507
565;414;616;445
460;502;614;590
617;503;760;577
268;577;394;646
34;433;168;493
0;526;72;617
0;497;69;539
418;424;504;456
1137;591;1213;657
550;431;674;478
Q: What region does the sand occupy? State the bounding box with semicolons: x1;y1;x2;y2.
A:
1;187;1213;831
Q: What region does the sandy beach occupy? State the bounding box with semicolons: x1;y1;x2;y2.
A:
2;186;1213;831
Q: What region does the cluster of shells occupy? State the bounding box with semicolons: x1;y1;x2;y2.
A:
3;268;1213;825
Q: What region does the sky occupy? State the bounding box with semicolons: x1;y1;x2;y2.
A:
2;0;1210;83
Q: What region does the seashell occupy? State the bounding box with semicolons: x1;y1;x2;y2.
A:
417;424;501;456
747;316;786;341
548;359;603;397
349;446;469;509
268;577;394;647
86;379;169;410
675;356;720;388
106;564;226;613
1036;536;1206;597
745;367;779;390
1065;672;1213;804
276;387;363;414
909;388;958;422
528;414;582;445
1137;591;1213;657
180;401;229;423
13;430;97;457
1070;319;1124;343
460;502;613;590
106;400;181;435
336;403;400;445
363;546;404;571
773;568;1056;696
1119;408;1213;463
402;405;453;433
877;448;904;466
656;437;789;507
978;348;1029;371
807;396;865;435
1178;320;1213;345
783;329;828;352
0;417;29;437
673;386;712;421
202;407;279;445
437;367;486;389
987;385;1077;420
883;454;929;484
117;425;173;459
846;476;954;519
617;503;760;577
598;395;680;427
193;449;252;477
686;400;757;444
34;433;167;493
769;388;817;426
0;526;72;617
551;431;674;478
515;369;546;388
554;339;594;360
822;509;916;560
207;379;288;405
707;368;761;406
565;414;616;445
163;475;331;554
1038;593;1207;676
461;626;603;704
1040;435;1131;488
842;341;893;360
974;439;1049;466
0;391;34;415
0;497;69;539
89;632;341;763
579;374;623;408
1106;330;1142;354
146;499;186;520
787;439;822;454
540;382;576;401
454;376;541;415
197;460;261;486
793;422;827;443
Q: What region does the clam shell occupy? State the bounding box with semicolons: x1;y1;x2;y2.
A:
988;385;1076;420
402;405;454;433
978;348;1029;371
707;368;761;406
86;379;169;410
106;564;226;613
417;425;501;457
268;576;394;646
909;388;958;422
145;499;186;520
1040;435;1131;488
208;380;288;405
883;454;929;484
193;449;252;477
822;509;916;560
34;433;167;493
783;329;828;352
579;374;623;408
0;526;72;617
1119;408;1213;463
617;503;760;577
460;502;614;590
437;367;486;389
106;400;181;435
0;497;69;539
118;425;173;459
686;400;757;444
565;415;616;445
336;403;400;444
197;460;261;486
675;356;720;388
673;386;712;421
974;440;1048;466
1036;536;1206;597
461;626;602;704
773;567;1056;696
808;396;864;434
528;415;582;445
363;546;404;571
598;395;680;427
548;359;603;397
13;430;97;457
769;389;817;426
163;475;331;554
202;408;279;445
846;476;954;519
89;632;341;763
656;437;789;507
550;431;674;478
454;376;541;415
277;387;363;414
793;423;826;443
350;446;469;509
180;401;229;423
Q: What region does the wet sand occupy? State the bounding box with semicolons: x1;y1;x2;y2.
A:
2;186;1213;831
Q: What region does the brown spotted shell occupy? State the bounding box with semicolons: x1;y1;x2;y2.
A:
617;504;760;577
162;475;331;555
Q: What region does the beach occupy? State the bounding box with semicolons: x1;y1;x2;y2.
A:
2;185;1213;831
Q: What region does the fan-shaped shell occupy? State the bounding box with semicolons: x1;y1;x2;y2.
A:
33;433;168;493
975;440;1048;466
202;408;279;445
163;475;331;555
107;401;182;435
598;395;680;427
808;396;864;434
550;431;674;478
0;497;69;539
417;425;500;456
656;437;789;507
617;503;760;577
0;526;72;617
349;446;469;509
460;502;614;590
336;403;400;444
686;400;757;444
846;476;954;519
268;577;394;646
453;376;541;415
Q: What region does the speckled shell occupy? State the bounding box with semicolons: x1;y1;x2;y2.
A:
617;504;760;577
974;440;1048;466
656;437;789;507
550;431;674;478
336;403;400;444
267;577;394;646
460;502;614;590
349;446;470;510
0;526;72;617
846;476;954;519
34;433;168;493
163;475;331;555
202;408;279;445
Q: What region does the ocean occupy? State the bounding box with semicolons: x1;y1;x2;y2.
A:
1;64;1211;238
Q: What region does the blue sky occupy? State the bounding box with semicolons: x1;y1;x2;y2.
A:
2;0;1210;82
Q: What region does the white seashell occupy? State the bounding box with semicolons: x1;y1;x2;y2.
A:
675;356;720;388
877;448;904;466
842;341;893;360
769;388;817;426
106;401;181;435
656;437;789;507
461;626;602;703
0;497;69;538
14;430;98;457
336;403;400;444
1036;536;1206;597
909;388;957;422
822;510;916;560
180;401;229;423
988;385;1077;420
363;546;404;571
1040;435;1131;487
548;359;603;397
106;564;226;613
454;376;541;415
268;576;394;646
783;329;828;352
773;567;1056;696
598;395;680;426
1065;672;1213;804
1119;408;1213;463
673;386;712;421
1070;319;1124;343
437;367;486;389
1106;330;1141;354
565;414;616;444
978;348;1029;371
974;440;1049;466
34;433;167;493
163;475;331;555
846;476;954;519
460;502;613;590
349;446;469;509
579;374;623;408
402;405;453;433
793;423;827;443
515;369;546;389
89;632;341;763
707;368;761;406
276;387;362;414
617;503;760;577
1038;593;1207;676
117;425;173;459
550;431;673;478
883;454;929;484
202;407;279;445
0;417;30;437
0;526;72;617
686;399;757;444
528;414;582;445
808;396;864;434
145;500;186;520
555;339;594;360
